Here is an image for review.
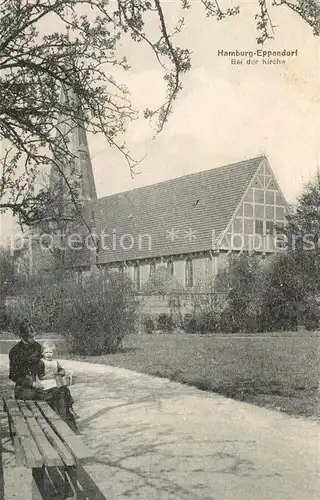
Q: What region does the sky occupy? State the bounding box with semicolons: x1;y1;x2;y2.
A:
1;0;319;244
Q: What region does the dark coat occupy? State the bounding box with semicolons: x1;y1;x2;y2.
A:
8;340;77;433
9;340;42;388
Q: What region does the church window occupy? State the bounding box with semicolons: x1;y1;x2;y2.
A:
232;235;243;249
77;270;82;285
185;258;193;288
167;259;174;276
255;220;264;235
149;261;156;277
134;263;140;290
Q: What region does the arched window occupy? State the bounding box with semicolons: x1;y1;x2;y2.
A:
255;220;264;235
149;261;156;277
134;262;140;289
77;269;82;285
185;257;193;288
90;209;95;225
167;259;174;276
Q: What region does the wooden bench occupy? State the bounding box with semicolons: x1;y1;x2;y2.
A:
2;398;106;499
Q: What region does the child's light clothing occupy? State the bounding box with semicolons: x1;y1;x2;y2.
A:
36;345;79;427
42;359;59;379
38;358;62;390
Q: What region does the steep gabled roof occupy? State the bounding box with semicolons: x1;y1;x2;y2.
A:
91;156;264;264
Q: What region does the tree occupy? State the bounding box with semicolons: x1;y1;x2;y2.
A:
25;191;95;273
0;0;318;226
244;174;320;332
284;172;320;249
0;246;23;327
214;254;265;332
273;173;320;328
0;247;16;297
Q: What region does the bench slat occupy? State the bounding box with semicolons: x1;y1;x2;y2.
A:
36;401;92;462
5;409;27;467
17;401;63;467
4;400;43;468
13;435;26;467
27;402;75;467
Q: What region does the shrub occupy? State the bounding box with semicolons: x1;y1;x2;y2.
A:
157;313;173;332
7;270;138;354
194;309;217;333
183;313;196;333
7;289;58;335
303;295;320;331
217;306;238;333
60;272;138;355
143;317;155;334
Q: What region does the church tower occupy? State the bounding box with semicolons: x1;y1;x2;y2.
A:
28;86;98;273
48;86;97;210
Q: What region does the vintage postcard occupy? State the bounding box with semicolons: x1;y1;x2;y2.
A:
0;1;319;499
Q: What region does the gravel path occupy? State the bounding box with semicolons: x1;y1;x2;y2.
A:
1;355;318;499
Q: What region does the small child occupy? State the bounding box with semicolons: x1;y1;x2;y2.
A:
38;341;79;419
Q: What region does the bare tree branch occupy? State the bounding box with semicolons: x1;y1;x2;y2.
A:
0;0;317;230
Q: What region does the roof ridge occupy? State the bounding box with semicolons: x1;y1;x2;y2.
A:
95;156;265;203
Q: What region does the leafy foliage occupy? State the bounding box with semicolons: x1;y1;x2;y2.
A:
157;313;174;332
62;271;138;354
7;269;138;354
214;254;265;333
0;247;18;327
142;265;184;295
258;253;301;331
0;248;17;297
0;0;318;224
256;0;319;43
284;172;320;249
183;309;217;333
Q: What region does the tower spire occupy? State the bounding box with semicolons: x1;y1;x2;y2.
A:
49;85;97;213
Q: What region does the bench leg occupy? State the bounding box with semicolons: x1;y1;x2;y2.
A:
32;466;45;500
8;417;14;443
64;465;78;499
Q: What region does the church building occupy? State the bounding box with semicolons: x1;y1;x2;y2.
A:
31;93;289;292
83;156;288;291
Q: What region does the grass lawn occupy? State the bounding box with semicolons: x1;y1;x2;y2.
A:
71;332;319;420
1;331;318;419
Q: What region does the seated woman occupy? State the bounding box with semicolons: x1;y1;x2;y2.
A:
9;318;78;433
